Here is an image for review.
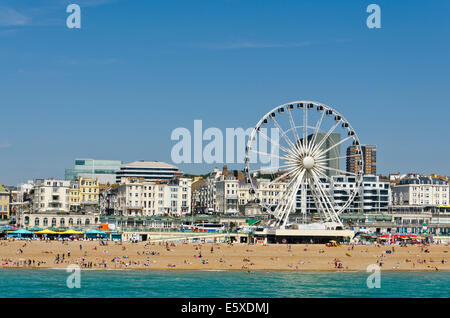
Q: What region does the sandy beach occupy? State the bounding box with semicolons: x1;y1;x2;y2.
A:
0;240;448;271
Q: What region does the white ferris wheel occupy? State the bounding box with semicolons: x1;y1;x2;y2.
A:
244;101;364;229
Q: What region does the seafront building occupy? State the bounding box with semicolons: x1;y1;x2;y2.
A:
10;178;101;230
342;205;450;236
391;174;449;206
215;177;240;215
18;211;100;230
32;179;71;212
115;161;181;183
0;185;10;220
113;176;192;216
65;159;122;185
196;168;224;213
330;175;390;214
69;177;100;212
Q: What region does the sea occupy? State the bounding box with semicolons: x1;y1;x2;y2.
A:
0;269;448;298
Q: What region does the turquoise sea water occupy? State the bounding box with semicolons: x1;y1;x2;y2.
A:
0;269;448;298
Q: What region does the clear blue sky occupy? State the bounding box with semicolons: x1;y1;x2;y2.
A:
0;0;449;185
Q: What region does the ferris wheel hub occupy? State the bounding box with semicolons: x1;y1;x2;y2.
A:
302;156;315;169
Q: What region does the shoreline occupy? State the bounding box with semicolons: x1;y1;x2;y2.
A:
1;267;449;272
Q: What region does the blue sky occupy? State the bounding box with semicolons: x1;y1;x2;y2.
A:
0;0;449;185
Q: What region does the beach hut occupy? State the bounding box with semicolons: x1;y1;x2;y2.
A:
7;229;35;239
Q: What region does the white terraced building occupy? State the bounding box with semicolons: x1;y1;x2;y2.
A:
392;174;449;206
114;177;192;216
115;161;180;184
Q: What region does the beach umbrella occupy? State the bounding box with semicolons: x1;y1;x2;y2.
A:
9;229;34;235
59;229;83;235
35;229;59;235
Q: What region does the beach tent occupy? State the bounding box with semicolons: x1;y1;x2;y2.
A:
7;229;35;239
85;229;108;239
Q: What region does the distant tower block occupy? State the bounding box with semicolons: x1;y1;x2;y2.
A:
347;144;376;175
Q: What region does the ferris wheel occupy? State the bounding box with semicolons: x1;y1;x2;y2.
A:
244;101;364;229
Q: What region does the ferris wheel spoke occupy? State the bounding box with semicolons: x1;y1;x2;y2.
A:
312;167;336;185
270;169;301;221
306;176;327;222
248;149;295;162
280;170;304;227
311;121;340;157
310;171;339;223
287;107;300;146
316;135;354;158
316;153;362;164
308;108;325;153
267;169;298;187
270;116;298;154
318;165;358;176
302;105;308;153
308;172;333;218
248;164;296;177
272;172;299;222
257;129;293;156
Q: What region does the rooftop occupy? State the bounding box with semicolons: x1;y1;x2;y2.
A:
120;161;179;170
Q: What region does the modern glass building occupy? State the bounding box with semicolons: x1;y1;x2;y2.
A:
65;159;123;185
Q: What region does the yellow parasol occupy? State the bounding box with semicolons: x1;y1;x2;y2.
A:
59;229;84;235
35;229;59;235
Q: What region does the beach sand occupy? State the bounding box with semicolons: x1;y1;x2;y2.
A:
1;240;449;271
